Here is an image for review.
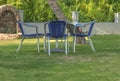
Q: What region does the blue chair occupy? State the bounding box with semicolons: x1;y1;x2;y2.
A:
44;20;68;55
16;21;43;53
72;21;96;53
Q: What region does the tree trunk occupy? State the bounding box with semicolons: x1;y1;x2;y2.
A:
47;0;67;21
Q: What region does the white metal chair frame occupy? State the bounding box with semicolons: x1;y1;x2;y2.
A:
72;21;96;53
44;20;68;55
16;21;43;53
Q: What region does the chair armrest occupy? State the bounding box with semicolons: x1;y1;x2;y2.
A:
23;23;37;27
75;21;96;27
17;21;39;35
75;22;90;27
17;21;38;28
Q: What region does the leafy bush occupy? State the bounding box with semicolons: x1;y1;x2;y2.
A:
0;0;120;22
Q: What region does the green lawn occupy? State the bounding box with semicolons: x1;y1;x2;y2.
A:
0;35;120;81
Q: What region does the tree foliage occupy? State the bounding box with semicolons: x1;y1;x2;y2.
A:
58;0;120;22
0;0;120;22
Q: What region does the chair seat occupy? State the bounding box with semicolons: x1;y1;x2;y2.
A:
24;33;43;37
71;33;88;37
46;33;67;38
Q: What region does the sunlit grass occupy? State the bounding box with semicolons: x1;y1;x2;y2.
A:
0;35;120;81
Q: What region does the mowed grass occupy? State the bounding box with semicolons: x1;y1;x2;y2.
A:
0;35;120;81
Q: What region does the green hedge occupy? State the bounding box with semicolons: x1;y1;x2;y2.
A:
0;0;120;22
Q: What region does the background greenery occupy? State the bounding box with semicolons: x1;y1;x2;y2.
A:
0;0;120;22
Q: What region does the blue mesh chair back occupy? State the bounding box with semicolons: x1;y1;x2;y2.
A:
44;20;68;55
48;20;66;38
87;21;95;36
17;22;25;35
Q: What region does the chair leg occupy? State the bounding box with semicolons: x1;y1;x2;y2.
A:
44;36;48;52
73;36;76;53
48;37;51;55
65;37;68;55
43;36;46;51
16;37;24;53
56;39;58;48
37;37;40;53
88;37;96;52
44;36;47;52
60;38;63;47
67;37;69;52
